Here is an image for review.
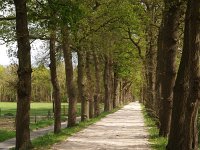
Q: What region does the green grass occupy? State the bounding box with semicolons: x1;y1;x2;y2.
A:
0;102;79;142
31;108;120;150
0;102;105;144
0;102;81;116
0;119;56;142
142;106;167;150
0;130;15;142
30;116;67;131
30;119;54;131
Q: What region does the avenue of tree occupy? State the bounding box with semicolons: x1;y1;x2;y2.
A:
0;0;199;149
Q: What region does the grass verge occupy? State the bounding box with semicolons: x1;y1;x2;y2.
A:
30;119;54;131
31;108;120;150
0;117;68;142
0;130;15;142
142;105;167;150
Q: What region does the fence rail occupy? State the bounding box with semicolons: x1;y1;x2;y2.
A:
0;105;81;123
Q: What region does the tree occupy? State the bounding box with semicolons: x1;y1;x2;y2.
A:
62;27;77;127
93;51;101;117
58;0;83;127
159;0;183;137
143;1;159;111
167;2;189;149
77;49;89;121
49;31;61;133
167;0;200;149
182;0;200;148
86;51;95;118
155;21;164;117
104;53;112;111
14;0;32;149
48;0;61;134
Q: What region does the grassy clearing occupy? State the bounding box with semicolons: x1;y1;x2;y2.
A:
0;102;81;116
30;119;54;131
0;102;52;116
0;130;15;142
0;102;80;142
0;102;105;143
142;106;167;150
31;108;120;150
0;119;56;142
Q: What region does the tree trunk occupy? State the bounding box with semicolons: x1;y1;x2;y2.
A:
119;80;123;105
77;50;89;121
62;27;77;127
182;1;200;149
159;0;182;137
108;54;113;110
104;54;111;112
14;0;32;149
155;22;164;117
142;2;159;110
86;51;94;118
93;52;100;117
49;31;61;133
167;3;189;149
113;72;119;108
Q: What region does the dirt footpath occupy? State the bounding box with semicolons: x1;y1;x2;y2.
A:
52;102;150;150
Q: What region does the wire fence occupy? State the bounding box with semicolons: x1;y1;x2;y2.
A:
0;105;81;124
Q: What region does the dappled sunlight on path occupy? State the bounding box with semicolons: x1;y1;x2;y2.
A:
52;102;150;150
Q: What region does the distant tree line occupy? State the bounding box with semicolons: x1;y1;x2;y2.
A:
0;64;66;102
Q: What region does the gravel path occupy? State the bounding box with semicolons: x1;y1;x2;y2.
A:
52;102;150;150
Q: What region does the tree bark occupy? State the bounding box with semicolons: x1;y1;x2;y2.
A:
113;72;119;108
167;3;189;149
77;50;89;121
144;9;157;111
86;51;94;118
108;54;114;110
93;52;100;117
182;1;200;149
104;54;111;112
49;31;61;133
14;0;32;149
119;80;123;105
155;21;164;117
62;27;77;127
159;0;182;137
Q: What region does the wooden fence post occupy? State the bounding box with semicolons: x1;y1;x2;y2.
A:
63;105;66;116
35;114;37;123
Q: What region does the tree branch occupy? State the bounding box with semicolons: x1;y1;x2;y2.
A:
79;17;122;43
0;15;50;21
0;16;16;21
29;35;50;40
127;28;144;60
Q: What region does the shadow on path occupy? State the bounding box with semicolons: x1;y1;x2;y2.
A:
52;102;150;150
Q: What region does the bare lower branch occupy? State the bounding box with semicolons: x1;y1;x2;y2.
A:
127;28;144;60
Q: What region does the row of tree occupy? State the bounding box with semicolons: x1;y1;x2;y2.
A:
1;0;145;149
2;0;199;149
141;0;200;149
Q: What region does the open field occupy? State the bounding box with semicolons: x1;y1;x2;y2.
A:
0;102;81;117
0;102;81;130
0;102;81;142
